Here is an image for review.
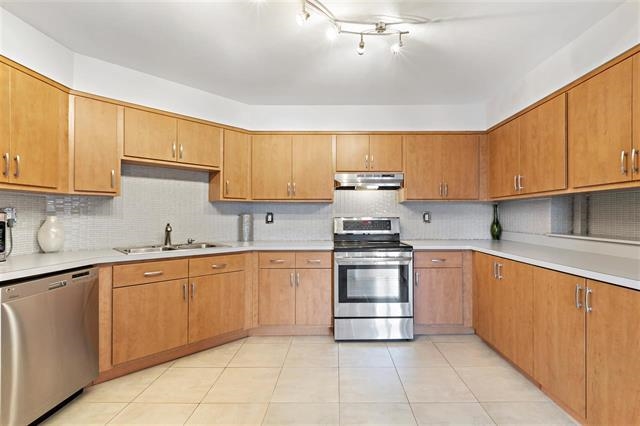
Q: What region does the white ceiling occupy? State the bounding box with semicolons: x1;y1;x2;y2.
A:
1;1;622;105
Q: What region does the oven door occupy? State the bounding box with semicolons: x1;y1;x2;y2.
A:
334;254;413;318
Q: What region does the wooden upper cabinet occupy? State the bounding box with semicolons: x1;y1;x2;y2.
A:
336;135;369;171
533;268;586;419
220;129;250;199
291;135;333;200
369;135;402;171
251;134;292;200
176;120;221;168
73;96;120;194
124;107;177;162
586;280;640;425
569;58;633;188
0;64;9;184
403;135;442;199
632;54;640;181
488;118;520;198
519;94;567;194
9;68;65;189
441;135;479;199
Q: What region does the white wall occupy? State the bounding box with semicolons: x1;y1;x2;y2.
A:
486;2;640;127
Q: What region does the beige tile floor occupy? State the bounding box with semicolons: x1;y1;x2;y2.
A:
44;334;578;425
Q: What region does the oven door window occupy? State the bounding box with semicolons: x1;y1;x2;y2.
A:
338;264;409;304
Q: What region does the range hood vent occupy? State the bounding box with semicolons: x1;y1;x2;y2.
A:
334;173;404;190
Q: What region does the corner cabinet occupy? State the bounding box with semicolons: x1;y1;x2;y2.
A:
251;135;333;201
336;134;402;172
403;135;479;200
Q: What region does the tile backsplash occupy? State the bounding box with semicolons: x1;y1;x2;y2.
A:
1;165;493;256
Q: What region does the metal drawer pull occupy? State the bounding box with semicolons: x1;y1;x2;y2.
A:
289;272;294;287
575;284;583;309
414;271;420;287
431;258;447;263
2;152;8;177
295;272;300;287
270;259;286;264
211;263;227;269
143;271;164;277
191;282;196;299
14;155;20;178
621;150;628;175
632;148;639;174
585;288;593;313
306;259;322;264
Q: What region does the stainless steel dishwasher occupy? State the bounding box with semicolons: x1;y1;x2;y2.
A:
1;267;99;425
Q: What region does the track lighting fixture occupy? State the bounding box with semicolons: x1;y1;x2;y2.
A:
295;0;428;55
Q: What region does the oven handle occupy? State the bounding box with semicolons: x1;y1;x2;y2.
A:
335;258;412;266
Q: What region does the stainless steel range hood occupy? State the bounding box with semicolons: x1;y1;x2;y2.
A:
334;173;404;190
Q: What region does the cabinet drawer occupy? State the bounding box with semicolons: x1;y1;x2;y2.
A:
113;259;189;287
414;251;463;268
295;251;332;269
259;252;296;269
189;253;245;277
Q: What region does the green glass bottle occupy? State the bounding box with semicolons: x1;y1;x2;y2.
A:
490;203;502;240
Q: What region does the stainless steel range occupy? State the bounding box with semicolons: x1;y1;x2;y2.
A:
333;217;414;340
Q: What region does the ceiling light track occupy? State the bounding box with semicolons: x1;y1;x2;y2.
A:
297;0;429;55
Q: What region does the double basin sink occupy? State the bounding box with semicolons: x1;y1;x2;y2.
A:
114;242;228;255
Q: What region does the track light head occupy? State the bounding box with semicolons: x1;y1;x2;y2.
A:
391;34;404;54
357;34;365;55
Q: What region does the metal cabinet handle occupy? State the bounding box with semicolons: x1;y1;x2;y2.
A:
225;180;230;195
444;183;448;197
289;272;294;287
111;170;115;188
575;284;583;309
497;263;503;280
365;154;369;169
632;148;639;174
492;262;498;279
211;263;227;269
513;175;518;191
172;143;177;158
2;153;8;177
370;154;374;166
621;150;628;175
518;175;524;191
414;271;420;287
191;282;196;299
13;155;20;178
179;144;184;159
439;183;443;197
270;259;286;264
143;270;164;277
585;288;593;313
292;182;296;196
431;258;447;263
306;259;322;264
295;272;300;287
287;182;291;196
182;283;187;300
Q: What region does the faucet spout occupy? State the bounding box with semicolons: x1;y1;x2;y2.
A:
164;223;172;246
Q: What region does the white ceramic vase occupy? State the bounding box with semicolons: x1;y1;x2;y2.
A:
37;216;65;253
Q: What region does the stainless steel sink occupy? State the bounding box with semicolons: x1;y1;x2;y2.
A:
114;242;227;254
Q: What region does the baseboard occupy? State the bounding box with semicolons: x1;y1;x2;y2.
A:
414;324;475;335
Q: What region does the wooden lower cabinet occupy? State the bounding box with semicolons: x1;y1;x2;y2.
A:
533;268;586;418
415;268;463;325
295;269;332;326
473;252;496;343
189;271;245;343
259;269;296;325
586;280;640;424
112;279;188;365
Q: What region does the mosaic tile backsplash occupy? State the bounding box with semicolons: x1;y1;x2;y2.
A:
2;165;494;256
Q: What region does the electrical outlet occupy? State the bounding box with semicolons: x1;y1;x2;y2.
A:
265;212;274;224
422;211;431;223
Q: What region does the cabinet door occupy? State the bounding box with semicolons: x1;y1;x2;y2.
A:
519;94;567;194
252;135;292;200
369;135;403;171
403;135;442;199
112;279;188;365
414;267;463;325
442;135;479;199
73;97;120;193
295;269;332;326
336;135;369;171
123;107;177;162
586;280;640;425
177;120;221;167
259;269;296;325
533;269;586;418
0;64;9;184
189;271;245;343
292;135;333;200
473;253;496;343
222;130;250;199
10;69;64;189
569;58;633;188
488;119;520;198
632;54;640;181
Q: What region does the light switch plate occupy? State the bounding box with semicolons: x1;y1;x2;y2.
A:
265;212;274;224
423;211;431;223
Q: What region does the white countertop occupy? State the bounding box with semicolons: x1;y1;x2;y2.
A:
1;239;638;291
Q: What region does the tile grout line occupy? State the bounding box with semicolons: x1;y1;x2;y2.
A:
260;337;293;425
386;341;419;426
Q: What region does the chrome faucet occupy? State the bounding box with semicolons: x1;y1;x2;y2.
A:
164;223;172;246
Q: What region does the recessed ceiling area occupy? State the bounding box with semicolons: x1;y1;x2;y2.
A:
0;1;622;105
